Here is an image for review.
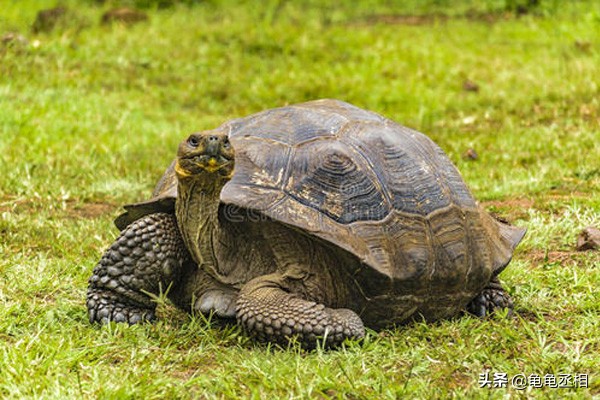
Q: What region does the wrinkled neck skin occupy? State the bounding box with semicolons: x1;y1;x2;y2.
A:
176;172;224;278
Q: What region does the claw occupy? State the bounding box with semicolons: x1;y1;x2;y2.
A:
195;289;238;318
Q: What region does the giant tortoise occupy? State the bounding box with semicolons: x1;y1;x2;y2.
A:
87;99;526;347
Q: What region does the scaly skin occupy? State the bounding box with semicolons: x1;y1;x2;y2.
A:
236;274;365;347
87;212;190;324
466;276;514;318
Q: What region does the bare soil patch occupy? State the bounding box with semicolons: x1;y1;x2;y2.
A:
525;249;596;266
481;198;534;221
101;7;149;26
355;10;507;27
0;195;37;213
361;14;449;26
0;196;116;219
67;202;115;219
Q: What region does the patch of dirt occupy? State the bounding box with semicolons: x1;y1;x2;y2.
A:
1;32;28;46
33;292;56;305
551;341;568;354
514;309;540;322
548;341;595;355
489;192;596;218
317;390;361;400
448;371;472;390
482;198;534;210
0;196;116;219
0;196;37;213
170;369;198;381
32;6;69;33
525;249;590;265
66;202;115;219
462;79;480;93
481;198;534;221
545;190;592;200
168;352;220;381
574;40;592;53
361;14;449;26
355;10;509;27
101;7;149;26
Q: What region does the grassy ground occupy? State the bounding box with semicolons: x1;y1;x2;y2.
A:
1;0;599;398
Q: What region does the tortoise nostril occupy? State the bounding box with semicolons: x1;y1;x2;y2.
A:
208;135;219;142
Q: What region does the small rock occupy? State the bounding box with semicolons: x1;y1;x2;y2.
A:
462;148;479;161
32;6;68;33
462;79;479;92
1;32;28;46
576;226;600;251
574;40;591;53
101;8;149;25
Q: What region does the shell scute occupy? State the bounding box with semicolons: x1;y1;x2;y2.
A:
284;140;390;224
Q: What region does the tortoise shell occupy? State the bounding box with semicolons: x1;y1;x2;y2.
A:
116;99;525;282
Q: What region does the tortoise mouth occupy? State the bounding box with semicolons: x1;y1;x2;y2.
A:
189;154;233;173
176;152;234;178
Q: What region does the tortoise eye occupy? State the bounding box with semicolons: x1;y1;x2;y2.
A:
188;135;199;147
223;138;231;148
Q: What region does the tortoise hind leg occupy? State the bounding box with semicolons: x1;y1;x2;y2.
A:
467;276;514;318
236;273;365;348
87;212;190;324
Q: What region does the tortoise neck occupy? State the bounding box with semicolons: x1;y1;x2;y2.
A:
175;175;223;271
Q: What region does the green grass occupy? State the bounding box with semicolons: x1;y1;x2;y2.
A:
1;0;599;398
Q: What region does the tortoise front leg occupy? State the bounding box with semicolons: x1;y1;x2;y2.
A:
236;273;365;348
87;212;191;324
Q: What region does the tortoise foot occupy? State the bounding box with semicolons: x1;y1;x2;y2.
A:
194;289;238;318
87;288;156;324
467;277;513;318
237;274;365;348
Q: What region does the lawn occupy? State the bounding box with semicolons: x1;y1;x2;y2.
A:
0;0;599;398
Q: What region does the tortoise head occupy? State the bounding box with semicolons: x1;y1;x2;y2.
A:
174;131;234;269
175;131;235;182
